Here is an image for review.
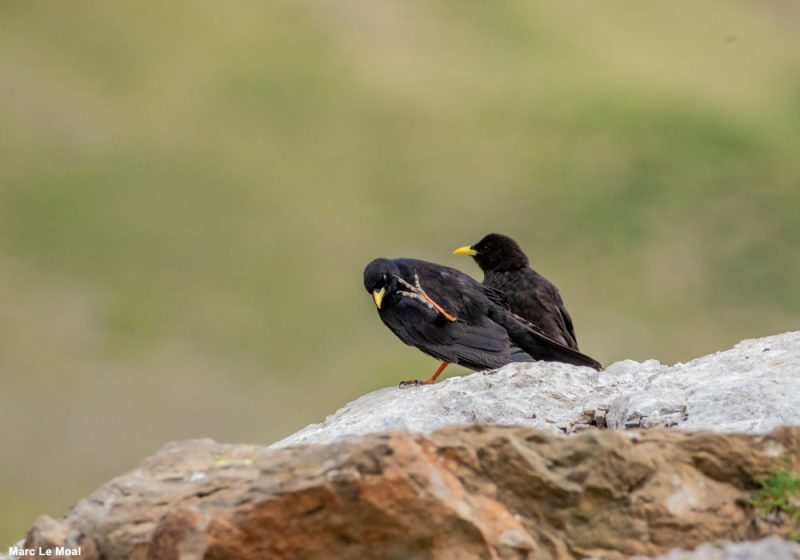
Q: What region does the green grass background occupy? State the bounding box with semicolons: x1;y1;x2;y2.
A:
1;0;799;543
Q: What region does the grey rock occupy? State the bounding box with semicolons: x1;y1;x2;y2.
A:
274;361;599;447
627;536;800;560
273;331;800;447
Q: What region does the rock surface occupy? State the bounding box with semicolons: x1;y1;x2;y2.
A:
274;332;800;448
23;426;800;560
17;332;800;559
629;536;800;560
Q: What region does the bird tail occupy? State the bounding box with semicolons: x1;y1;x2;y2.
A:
491;307;603;371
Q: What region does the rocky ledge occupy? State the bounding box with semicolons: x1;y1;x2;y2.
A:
275;331;800;447
17;332;800;559
22;426;800;559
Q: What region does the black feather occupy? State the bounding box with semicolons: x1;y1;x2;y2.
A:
463;233;580;350
364;258;601;378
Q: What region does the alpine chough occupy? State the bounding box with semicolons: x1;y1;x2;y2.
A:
363;257;601;386
454;233;580;350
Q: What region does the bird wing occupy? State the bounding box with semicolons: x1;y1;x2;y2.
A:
380;287;525;370
533;278;579;348
489;305;602;371
529;272;579;350
411;318;522;370
403;261;495;321
481;284;511;309
556;302;578;348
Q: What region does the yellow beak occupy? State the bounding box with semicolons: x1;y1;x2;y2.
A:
372;287;386;309
453;245;478;257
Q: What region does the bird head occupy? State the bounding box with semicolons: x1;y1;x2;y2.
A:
453;233;529;272
363;258;401;310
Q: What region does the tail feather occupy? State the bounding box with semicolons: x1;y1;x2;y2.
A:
491;306;603;370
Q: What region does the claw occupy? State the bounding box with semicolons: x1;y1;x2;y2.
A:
399;362;449;388
396;273;457;322
399;379;429;389
396;274;430;307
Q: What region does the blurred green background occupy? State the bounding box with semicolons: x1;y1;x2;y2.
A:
2;0;799;543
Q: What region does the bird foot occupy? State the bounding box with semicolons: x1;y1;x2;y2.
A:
396;273;457;322
396;274;431;307
399;379;433;389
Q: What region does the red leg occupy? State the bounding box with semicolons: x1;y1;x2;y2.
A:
400;361;449;388
421;293;457;322
425;361;449;384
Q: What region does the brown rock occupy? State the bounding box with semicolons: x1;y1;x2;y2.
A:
24;427;800;560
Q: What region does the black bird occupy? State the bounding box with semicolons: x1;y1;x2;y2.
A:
363;257;601;386
453;233;580;350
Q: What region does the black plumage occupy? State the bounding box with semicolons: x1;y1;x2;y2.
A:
454;233;580;350
363;257;601;385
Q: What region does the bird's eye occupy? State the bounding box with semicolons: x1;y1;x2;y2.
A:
382;273;388;284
